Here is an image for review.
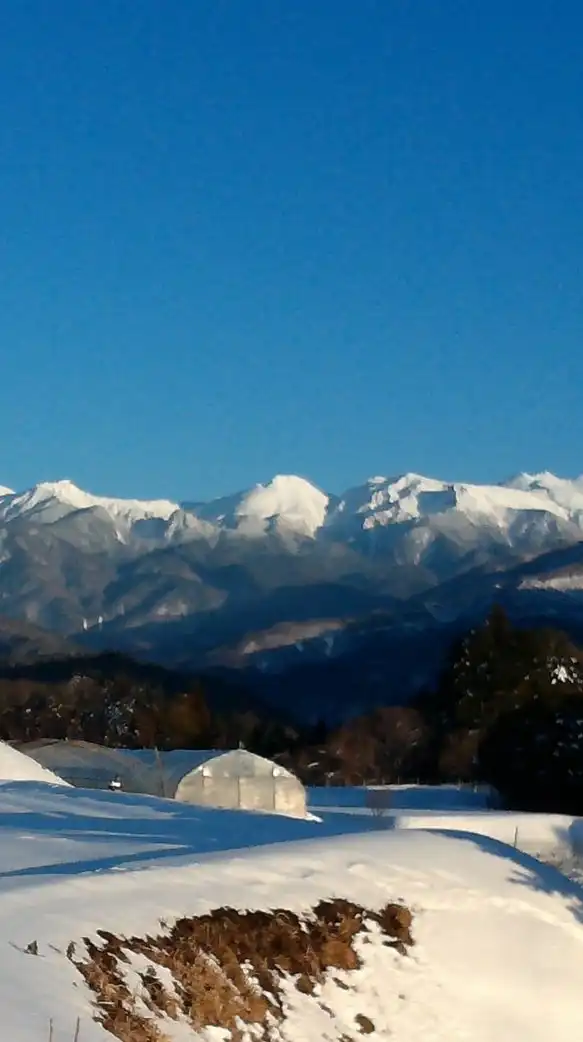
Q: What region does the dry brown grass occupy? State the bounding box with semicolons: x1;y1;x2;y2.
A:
75;897;414;1041
77;948;165;1042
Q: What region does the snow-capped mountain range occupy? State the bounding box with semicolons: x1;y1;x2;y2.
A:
2;469;583;539
1;469;583;688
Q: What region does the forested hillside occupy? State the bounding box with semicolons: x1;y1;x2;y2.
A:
2;609;583;813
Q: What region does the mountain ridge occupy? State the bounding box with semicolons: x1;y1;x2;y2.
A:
0;468;582;718
3;468;583;537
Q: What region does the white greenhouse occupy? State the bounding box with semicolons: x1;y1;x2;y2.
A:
16;741;307;819
129;747;307;818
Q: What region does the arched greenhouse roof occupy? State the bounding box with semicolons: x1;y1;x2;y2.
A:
17;739;159;794
125;748;297;797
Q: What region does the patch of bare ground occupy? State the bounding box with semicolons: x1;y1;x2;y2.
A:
75;898;414;1041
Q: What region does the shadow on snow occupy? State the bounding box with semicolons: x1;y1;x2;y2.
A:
435;828;583;927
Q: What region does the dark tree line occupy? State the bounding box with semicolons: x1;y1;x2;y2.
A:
0;652;301;757
424;604;583;811
283;607;583;814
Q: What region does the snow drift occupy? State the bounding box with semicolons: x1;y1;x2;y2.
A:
0;783;582;1040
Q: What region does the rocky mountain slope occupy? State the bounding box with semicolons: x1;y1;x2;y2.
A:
0;470;582;712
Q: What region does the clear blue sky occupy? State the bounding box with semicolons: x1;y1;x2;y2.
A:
1;1;582;500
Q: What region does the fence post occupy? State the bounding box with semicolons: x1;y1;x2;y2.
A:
153;746;165;797
365;788;392;823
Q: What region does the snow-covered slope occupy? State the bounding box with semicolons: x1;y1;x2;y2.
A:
0;741;67;786
520;573;583;591
194;473;330;537
0;783;582;1041
326;471;575;535
0;475;330;541
3;469;583;542
0;480;180;529
506;471;583;519
1;469;583;653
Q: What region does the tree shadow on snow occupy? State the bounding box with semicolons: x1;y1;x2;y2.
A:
0;781;374;881
436;829;583;927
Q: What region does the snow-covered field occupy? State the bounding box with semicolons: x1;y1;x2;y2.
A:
1;754;583;1040
311;784;583;859
309;783;497;811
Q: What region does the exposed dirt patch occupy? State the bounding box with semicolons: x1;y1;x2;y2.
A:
75;898;414;1041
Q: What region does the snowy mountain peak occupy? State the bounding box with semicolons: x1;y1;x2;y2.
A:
0;467;583;648
2;468;583;551
385;471;437;488
327;473;450;531
0;480;91;525
0;480;180;528
325;470;581;536
196;474;330;538
503;472;583;517
32;479;96;509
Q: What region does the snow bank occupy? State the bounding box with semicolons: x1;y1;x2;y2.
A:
0;784;582;1040
391;810;578;856
0;741;68;786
